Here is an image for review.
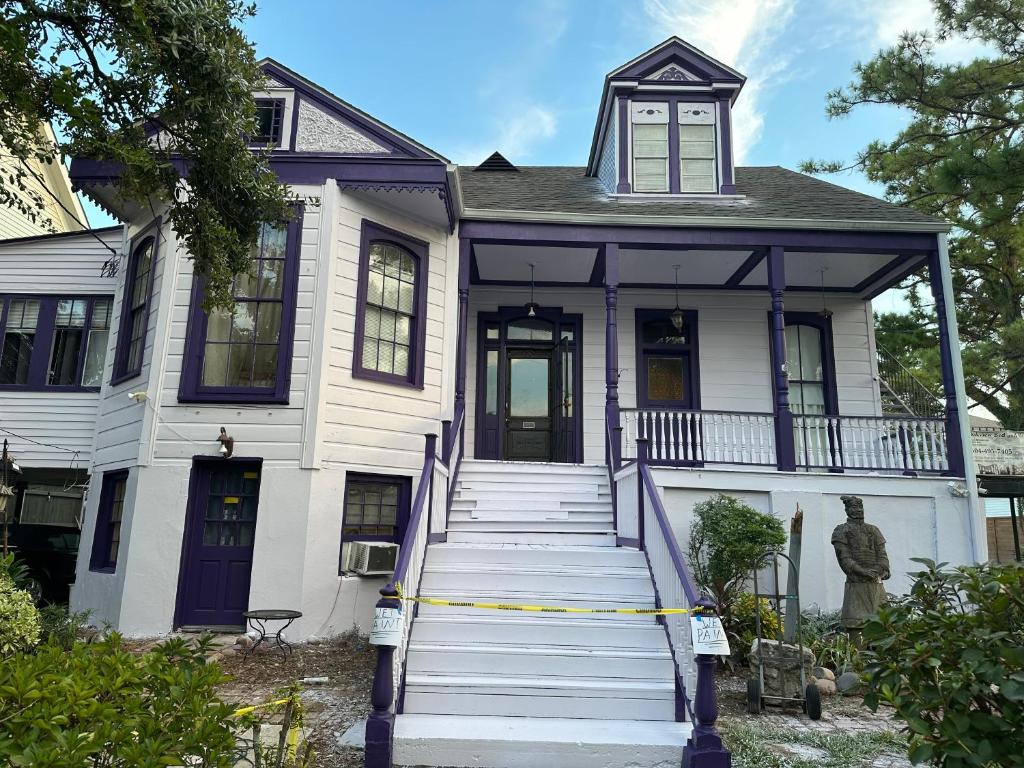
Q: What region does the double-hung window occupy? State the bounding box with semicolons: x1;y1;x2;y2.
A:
677;102;717;193
629;100;719;194
112;234;156;382
252;98;285;147
179;212;302;403
631;102;670;193
0;295;113;390
353;220;429;388
635;308;700;408
89;470;128;572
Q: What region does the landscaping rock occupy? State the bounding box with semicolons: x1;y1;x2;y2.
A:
219;646;237;658
236;634;254;650
812;665;836;682
337;719;366;749
750;638;815;699
837;670;863;694
814;677;838;696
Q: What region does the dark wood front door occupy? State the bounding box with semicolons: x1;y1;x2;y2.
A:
176;460;261;629
505;349;553;461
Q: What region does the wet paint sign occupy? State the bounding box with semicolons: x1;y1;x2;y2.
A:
690;614;731;656
369;605;404;646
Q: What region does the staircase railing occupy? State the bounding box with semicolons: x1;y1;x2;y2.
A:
876;345;945;419
793;413;948;473
441;400;466;533
634;438;730;766
365;432;439;768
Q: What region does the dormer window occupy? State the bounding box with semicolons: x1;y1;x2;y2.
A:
630;100;718;195
252;98;285;146
678;103;717;193
631;103;670;193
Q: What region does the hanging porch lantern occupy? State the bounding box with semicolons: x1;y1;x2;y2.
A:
524;262;540;317
670;264;685;333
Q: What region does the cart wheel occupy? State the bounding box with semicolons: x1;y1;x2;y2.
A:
746;678;762;714
804;683;822;720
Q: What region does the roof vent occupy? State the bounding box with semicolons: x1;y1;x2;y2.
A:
475;151;518;171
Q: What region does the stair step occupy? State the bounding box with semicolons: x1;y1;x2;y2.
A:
455;489;608;502
444;531;618;546
426;543;647;567
410;615;663;644
419;569;653;597
422;562;649;578
457;480;607;493
449;509;612;523
445;520;615;533
394;714;691;768
460;461;608;475
406;643;674;678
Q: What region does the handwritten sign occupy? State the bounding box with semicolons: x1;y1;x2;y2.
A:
369;605;404;646
690;614;731;656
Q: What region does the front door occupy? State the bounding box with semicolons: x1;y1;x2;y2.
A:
177;460;261;629
505;349;553;461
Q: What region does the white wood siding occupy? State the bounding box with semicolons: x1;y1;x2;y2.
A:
465;288;881;462
319;190;454;473
0;227;122;466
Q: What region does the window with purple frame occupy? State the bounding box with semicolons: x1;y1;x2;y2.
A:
339;473;410;572
112;234;156;382
251;99;285;147
634;308;700;408
89;469;128;572
179;212;302;404
352;220;429;388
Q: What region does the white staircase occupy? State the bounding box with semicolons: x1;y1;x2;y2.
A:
393;460;691;768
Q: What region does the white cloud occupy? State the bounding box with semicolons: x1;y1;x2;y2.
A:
852;0;993;62
642;0;797;163
452;104;558;166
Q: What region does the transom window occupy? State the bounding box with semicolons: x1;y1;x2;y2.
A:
0;295;113;390
635;309;700;407
353;220;429;388
252;98;285;146
113;234;155;381
179;211;302;404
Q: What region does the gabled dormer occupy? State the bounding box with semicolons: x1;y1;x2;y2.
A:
586;37;745;197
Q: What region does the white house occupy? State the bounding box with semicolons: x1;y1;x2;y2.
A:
53;38;981;767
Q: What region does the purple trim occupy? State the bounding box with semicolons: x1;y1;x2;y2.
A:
767;246;796;471
634;308;701;409
387;434;436;590
352;219;430;390
683;599;731;768
112;218;161;384
178;207;304;404
605;244;621;469
616;537;641;548
724;249;765;287
288;94;301;152
458;220;941;255
613;40;744;84
717;95;736;194
616;96;632;193
927;251;966;477
88;469;129;572
339;473;412;571
455;239;471;412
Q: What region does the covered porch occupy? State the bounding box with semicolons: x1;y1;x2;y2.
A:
448;221;967;478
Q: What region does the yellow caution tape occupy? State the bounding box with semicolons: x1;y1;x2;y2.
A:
232;695;301;759
232;697;292;717
394;582;694;616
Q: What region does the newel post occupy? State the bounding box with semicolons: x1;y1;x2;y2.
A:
636;438;649;547
683;597;732;768
365;585;401;768
767;246;796;472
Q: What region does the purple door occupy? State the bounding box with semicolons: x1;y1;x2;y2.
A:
177;460;261;629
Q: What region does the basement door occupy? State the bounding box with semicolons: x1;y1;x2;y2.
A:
176;459;261;630
475;308;582;463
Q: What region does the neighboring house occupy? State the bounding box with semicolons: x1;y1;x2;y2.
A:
0;226;121;600
59;38;982;765
0;122;87;239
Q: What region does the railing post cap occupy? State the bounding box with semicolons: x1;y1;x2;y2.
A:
424;432;438;439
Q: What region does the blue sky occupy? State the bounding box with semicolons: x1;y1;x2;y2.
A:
84;0;986;311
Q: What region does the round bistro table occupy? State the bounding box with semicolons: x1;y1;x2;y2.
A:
242;609;302;660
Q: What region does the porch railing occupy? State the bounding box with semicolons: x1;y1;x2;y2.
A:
794;414;948;473
622;408;777;466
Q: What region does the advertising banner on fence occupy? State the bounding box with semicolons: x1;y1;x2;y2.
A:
972;428;1024;476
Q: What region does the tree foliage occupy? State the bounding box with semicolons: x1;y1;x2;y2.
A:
0;0;290;308
802;0;1024;427
862;559;1024;767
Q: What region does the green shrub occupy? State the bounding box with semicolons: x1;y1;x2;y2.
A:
862;559;1024;767
38;604;93;650
0;552;33;591
686;493;787;625
0;634;240;766
729;592;780;662
0;573;41;656
801;609;860;673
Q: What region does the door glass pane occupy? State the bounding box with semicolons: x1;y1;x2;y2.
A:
561;349;573;417
485;350;498;415
507;318;553;342
647;356;685;402
509;357;549;417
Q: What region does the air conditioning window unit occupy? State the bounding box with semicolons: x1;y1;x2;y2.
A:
342;541;400;576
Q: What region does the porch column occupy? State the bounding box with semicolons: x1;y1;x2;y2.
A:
768;246;797;471
927;246;967;477
605;243;621;468
454;237;471;413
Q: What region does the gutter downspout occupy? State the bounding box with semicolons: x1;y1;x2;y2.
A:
937;233;984;563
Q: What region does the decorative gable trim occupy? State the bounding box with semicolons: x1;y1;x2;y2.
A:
607;37;746;84
294;99;391;154
648;63;698;82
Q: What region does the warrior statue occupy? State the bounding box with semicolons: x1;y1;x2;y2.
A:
831;495;890;637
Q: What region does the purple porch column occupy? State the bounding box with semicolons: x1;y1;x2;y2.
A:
717;95;736;195
616;95;632;194
768;246;796;471
455;238;471;413
682;597;732;768
927;250;966;477
606;244;622;469
364;586;401;768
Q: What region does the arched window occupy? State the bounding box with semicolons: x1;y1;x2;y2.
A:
353;221;429;388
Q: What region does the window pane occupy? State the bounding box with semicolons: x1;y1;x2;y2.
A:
253;100;283;144
0;299;41;385
361;240;418;378
255;303;282;344
507;318;554;341
395;316;411;345
680;175;715;193
82;328;108;387
361;337;378;370
647;356;685;402
130;242;153;307
485;350;498;415
252;345;278;388
260;223;287;259
634;124;668;142
229;303;256;344
393;344;410;377
798;326;823;381
642;317;688;345
206;308;233;342
679;124;714;141
48;301;88;386
343;479;403;539
226;343;255;387
509;357;550;417
634;159;668;192
202;342;230;386
258;259;285;299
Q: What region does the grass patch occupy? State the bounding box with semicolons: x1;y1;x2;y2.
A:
720;721;907;768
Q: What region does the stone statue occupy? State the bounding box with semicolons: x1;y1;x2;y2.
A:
831;495;890;636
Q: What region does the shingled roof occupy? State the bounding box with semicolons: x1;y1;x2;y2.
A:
458;165;947;230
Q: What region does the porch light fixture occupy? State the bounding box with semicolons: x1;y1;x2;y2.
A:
525;263;540;317
818;268;833;319
216;427;234;459
670;264;685;333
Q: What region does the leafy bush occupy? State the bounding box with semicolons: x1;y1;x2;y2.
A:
729;592;780;662
862;559;1024;767
0;634;240;766
0;552;33;591
687;493;787;624
38;604;93;650
0;573;41;656
801;609;860;673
